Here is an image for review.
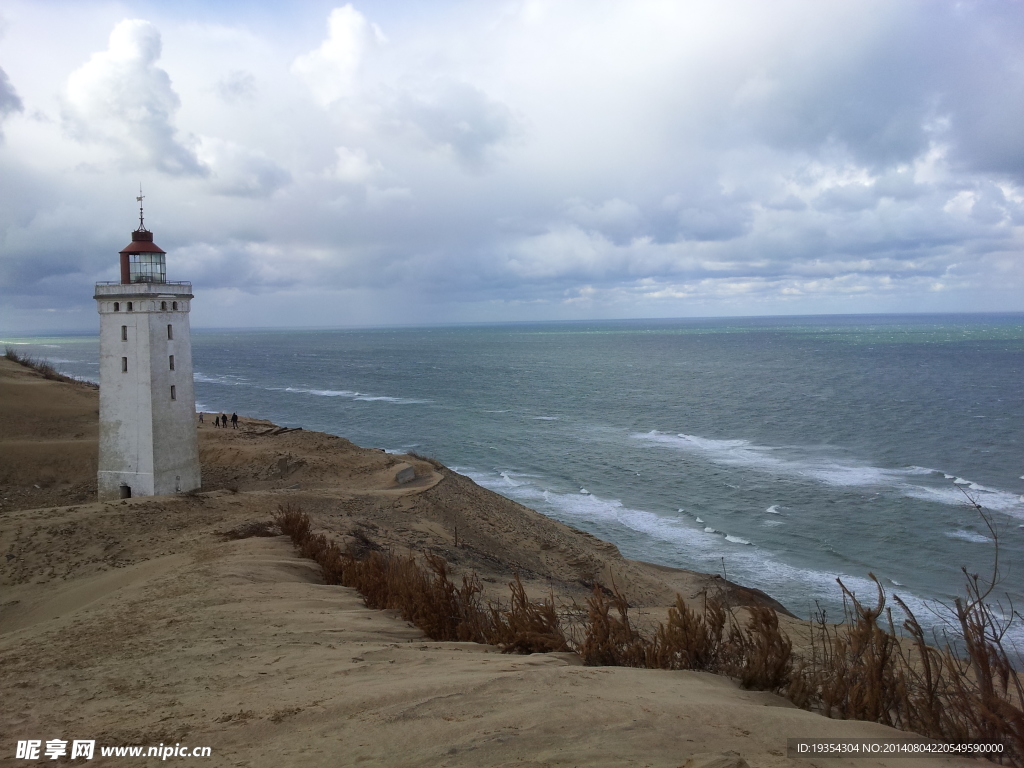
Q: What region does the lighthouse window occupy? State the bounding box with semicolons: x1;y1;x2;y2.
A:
169;355;175;371
170;385;177;400
128;252;166;284
121;357;128;372
167;324;173;340
161;301;167;310
127;302;133;311
172;301;178;310
113;302;120;312
121;326;127;341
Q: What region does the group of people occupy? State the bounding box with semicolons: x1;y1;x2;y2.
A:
198;411;238;429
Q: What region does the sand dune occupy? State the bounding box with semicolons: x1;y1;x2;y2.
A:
0;357;978;766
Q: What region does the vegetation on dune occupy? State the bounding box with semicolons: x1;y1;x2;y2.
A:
276;503;1023;764
4;346;96;387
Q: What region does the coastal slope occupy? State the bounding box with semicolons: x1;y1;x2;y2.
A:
0;357;976;767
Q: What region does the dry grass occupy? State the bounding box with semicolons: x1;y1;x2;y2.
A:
789;572;1023;764
276;504;1022;763
4;346;96;387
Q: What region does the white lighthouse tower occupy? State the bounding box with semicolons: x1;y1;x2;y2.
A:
94;193;201;500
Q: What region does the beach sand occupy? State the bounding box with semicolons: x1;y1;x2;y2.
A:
0;357;978;766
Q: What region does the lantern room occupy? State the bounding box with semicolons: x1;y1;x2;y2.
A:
118;191;167;284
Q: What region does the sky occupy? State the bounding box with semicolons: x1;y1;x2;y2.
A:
1;0;1023;332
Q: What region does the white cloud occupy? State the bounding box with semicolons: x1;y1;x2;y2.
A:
291;4;385;106
328;145;380;184
62;19;203;175
195;136;290;198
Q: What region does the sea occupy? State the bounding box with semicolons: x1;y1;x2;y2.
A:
6;314;1024;648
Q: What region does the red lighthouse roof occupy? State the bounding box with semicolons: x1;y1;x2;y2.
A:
120;229;166;254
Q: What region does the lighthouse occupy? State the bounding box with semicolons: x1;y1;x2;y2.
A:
94;193;201;500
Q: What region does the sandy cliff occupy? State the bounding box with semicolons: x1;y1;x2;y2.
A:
0;357;976;767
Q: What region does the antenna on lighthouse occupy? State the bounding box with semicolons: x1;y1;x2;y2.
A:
136;184;148;232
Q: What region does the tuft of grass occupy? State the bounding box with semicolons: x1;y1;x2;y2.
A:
488;574;570;654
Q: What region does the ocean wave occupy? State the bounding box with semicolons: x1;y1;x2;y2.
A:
462;467;946;622
532;416;560;420
194;372;247;385
277;386;427;405
946;529;992;544
766;505;782;514
632;430;1024;519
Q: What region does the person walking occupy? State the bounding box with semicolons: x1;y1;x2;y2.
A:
214;415;220;428
198;412;204;425
231;412;238;429
220;413;227;429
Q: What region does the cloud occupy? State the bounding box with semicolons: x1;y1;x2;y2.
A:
62;19;204;175
214;70;256;104
2;2;1024;331
0;65;24;141
196;137;290;198
328;145;380;184
0;65;23;117
291;4;385;106
387;79;520;170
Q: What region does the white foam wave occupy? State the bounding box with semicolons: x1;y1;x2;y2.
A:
695;517;704;524
633;431;1024;520
903;484;1024;514
725;535;752;545
532;416;559;420
194;372;246;385
766;505;781;514
704;526;717;533
946;529;992;544
580;488;590;495
278;386;427;405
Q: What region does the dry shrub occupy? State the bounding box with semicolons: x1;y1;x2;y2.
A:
488;574;570;654
276;503;1021;763
653;595;727;672
275;505;545;650
579;584;792;691
793;571;1023;765
797;577;903;724
783;503;1024;765
725;605;793;692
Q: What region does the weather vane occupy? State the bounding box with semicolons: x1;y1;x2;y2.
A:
136;184;147;231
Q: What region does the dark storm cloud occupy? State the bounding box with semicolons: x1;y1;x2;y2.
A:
0;65;24;140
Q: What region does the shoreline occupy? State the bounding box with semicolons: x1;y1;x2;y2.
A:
0;356;990;766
